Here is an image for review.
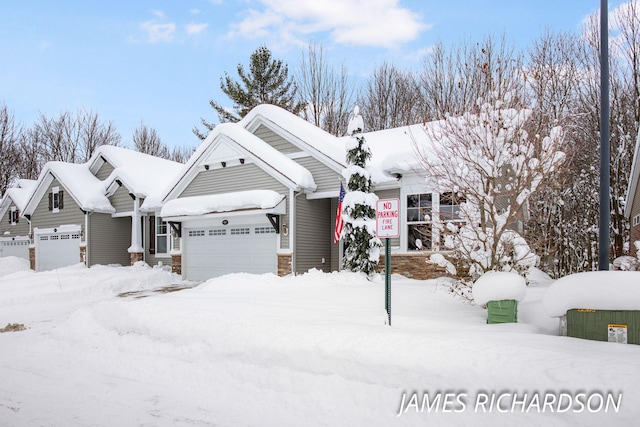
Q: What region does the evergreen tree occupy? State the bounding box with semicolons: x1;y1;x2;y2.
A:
194;45;303;139
341;106;382;276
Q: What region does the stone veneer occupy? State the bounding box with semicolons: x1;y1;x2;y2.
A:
377;253;455;280
130;252;144;265
29;246;36;270
171;253;182;275
277;254;292;276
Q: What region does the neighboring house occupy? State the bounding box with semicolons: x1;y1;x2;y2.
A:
151;104;456;281
21;146;182;271
625;131;640;258
0;179;37;259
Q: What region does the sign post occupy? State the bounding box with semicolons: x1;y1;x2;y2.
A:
376;198;400;326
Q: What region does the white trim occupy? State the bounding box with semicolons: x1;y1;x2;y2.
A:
112;211;134;218
306;190;339;200
52;186;60;213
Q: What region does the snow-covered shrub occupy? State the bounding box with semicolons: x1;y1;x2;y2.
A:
341;107;382;277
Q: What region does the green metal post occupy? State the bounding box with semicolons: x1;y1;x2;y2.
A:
385;237;391;326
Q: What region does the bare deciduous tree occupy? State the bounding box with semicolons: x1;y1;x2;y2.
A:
358;62;422;131
133;122;169;158
296;42;356;136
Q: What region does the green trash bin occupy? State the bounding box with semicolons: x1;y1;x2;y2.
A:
487;299;518;324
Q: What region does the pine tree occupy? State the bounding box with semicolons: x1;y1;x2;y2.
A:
341;106;382;276
194;45;303;139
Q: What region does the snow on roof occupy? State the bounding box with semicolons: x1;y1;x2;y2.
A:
160;190;285;218
149;122;317;211
240;104;346;168
543;271;640;317
472;271;527;306
93;145;183;197
2;179;37;211
44;162;115;213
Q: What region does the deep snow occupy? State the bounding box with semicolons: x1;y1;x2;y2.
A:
0;258;639;426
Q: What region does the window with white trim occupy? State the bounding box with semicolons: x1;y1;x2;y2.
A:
633;214;640;227
407;193;432;251
49;186;64;213
407;192;465;251
156;217;170;254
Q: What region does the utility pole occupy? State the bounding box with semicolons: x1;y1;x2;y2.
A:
599;0;610;270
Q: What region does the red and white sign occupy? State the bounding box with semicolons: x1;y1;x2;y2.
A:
376;198;400;238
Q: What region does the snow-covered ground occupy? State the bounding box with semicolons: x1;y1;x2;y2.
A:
0;258;638;426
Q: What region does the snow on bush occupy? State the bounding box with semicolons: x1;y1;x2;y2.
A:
543;271;640;317
613;256;640;271
428;253;456;276
472;271;527;306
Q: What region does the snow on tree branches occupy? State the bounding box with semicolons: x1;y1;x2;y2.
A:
341;106;382;276
417;92;565;281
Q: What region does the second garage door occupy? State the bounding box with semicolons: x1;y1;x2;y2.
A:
35;226;82;271
183;223;277;281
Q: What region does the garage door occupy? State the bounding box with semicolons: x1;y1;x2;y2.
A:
0;237;30;259
183;223;277;281
35;227;82;271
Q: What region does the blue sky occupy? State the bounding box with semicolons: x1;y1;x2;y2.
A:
0;1;621;150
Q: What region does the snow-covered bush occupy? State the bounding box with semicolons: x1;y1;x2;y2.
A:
415;92;562;301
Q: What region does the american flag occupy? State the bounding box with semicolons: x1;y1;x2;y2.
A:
334;182;346;243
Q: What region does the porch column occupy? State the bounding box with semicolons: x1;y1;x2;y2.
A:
128;197;144;264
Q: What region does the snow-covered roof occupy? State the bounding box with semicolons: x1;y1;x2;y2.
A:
1;179;37;211
240;104;346;170
160;190;286;218
153;122;317;211
40;162;115;213
543;271;640;317
91;145;183;198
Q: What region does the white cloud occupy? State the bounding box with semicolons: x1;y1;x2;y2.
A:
227;0;427;48
186;22;209;35
141;20;177;43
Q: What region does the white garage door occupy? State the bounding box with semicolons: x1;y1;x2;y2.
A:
35;227;82;271
0;237;30;259
183;223;277;281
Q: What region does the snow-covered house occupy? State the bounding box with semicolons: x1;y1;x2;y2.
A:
625;131;640;259
0;179;37;259
153;104;456;281
21;146;182;271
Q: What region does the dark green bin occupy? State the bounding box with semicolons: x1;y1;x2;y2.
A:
566;309;640;344
487;299;518;324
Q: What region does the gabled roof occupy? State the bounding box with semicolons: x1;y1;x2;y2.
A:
23;145;183;216
149;122;317;211
23;161;115;215
625;131;640;218
240;104;346;171
0;179;37;219
91;145;183;199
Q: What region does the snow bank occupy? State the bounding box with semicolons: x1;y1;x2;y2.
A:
0;256;30;278
543;271;640;317
472;271;527;306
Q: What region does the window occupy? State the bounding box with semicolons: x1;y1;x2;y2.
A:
188;230;205;237
407;193;432;251
230;227;250;235
407;192;466;251
9;207;18;225
209;228;226;236
634;214;640;227
48;187;64;213
156;217;169;254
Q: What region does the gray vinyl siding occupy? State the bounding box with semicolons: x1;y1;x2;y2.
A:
94;161;115;181
294;156;341;193
295;196;332;273
88;213;131;266
178;163;291;249
253;124;299;154
0;202;30;236
376;188;401;247
31;179;85;232
110;185;134;213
